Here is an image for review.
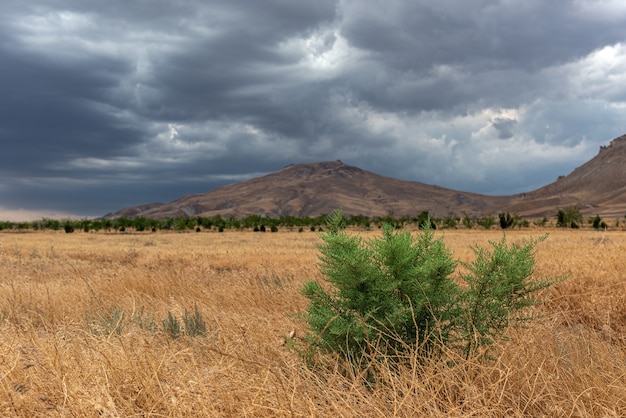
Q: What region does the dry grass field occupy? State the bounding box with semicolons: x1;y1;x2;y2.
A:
0;227;625;417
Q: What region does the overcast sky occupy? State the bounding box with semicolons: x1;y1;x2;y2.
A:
2;1;626;220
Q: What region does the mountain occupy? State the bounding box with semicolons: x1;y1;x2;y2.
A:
502;134;626;217
105;134;626;220
105;160;509;219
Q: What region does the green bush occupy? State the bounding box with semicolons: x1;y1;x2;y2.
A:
182;304;207;337
442;213;460;229
591;215;608;230
90;306;125;337
498;212;516;229
476;216;496;230
462;213;474;229
162;312;182;339
162;306;208;339
300;209;565;371
557;207;582;228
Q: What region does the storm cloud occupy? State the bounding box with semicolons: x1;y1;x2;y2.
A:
1;0;626;219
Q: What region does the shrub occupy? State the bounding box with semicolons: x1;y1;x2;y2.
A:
162;306;208;339
442;213;460;229
417;210;436;229
182;304;207;337
498;212;516;229
557;207;582;228
476;216;496;230
591;215;608;230
462;213;474;229
300;209;565;372
90;306;125;336
162;312;182;339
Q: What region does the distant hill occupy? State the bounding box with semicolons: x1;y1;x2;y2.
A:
104;134;626;220
502;134;626;217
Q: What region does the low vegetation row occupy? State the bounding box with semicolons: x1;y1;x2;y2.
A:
1;207;623;233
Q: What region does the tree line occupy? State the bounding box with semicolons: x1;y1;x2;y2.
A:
0;207;622;233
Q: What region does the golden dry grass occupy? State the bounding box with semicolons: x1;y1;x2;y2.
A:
0;228;625;417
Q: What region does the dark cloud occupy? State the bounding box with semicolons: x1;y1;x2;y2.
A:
1;0;626;219
492;118;516;140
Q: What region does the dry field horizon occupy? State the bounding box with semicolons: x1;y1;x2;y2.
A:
0;227;625;416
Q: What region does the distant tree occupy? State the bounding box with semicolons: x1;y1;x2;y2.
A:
591;215;607;230
417;211;436;229
476;216;496;230
442;213;460;229
133;217;148;232
557;207;582;228
462;213;474;229
63;222;75;233
42;218;61;231
114;217;133;232
498;212;516;229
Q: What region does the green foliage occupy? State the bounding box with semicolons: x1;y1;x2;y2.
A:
0;211;556;233
476;216;496;230
162;306;208;339
301;210;456;363
90;306;126;337
498;212;516;229
442;213;460;229
462;213;474;229
591;215;608;230
182;304;207;337
300;209;565;372
162;312;182;339
417;210;436;229
458;234;560;358
134;306;157;332
557;207;582;228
